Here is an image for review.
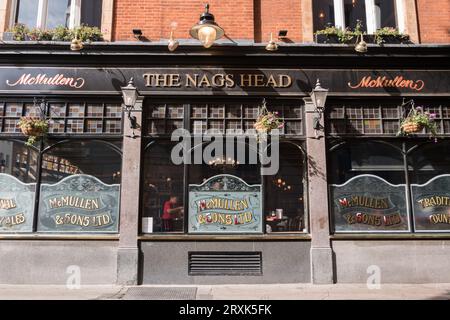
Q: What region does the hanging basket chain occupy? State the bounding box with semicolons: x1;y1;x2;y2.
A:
17;97;50;146
397;99;438;141
254;98;284;137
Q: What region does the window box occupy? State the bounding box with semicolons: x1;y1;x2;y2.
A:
376;34;411;45
2;25;104;43
2;32;14;41
315;33;410;45
315;34;340;44
363;35;376;44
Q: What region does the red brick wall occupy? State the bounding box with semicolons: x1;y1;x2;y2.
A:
112;0;449;44
112;0;254;41
417;0;450;43
254;0;302;43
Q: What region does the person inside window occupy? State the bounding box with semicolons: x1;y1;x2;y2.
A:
161;195;184;232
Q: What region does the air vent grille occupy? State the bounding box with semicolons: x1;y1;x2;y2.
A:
188;251;262;276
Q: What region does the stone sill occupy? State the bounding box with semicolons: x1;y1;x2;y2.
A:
331;233;450;240
138;233;311;241
0;234;119;241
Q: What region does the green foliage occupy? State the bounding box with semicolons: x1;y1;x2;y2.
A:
398;106;438;140
315;26;340;36
353;20;364;35
73;25;103;42
316;21;409;45
17;117;49;146
8;24;104;42
9;23;29;41
374;27;408;45
28;28;54;41
337;28;356;44
315;25;357;44
254;108;284;133
52;25;73;41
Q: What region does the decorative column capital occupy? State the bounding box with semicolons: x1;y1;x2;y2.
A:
303;96;316;113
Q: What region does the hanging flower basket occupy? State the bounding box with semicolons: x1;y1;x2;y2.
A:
401;121;423;134
253;99;284;137
398;105;438;140
17;116;49;146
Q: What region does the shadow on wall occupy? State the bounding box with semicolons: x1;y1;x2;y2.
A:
426;291;450;300
307;154;326;180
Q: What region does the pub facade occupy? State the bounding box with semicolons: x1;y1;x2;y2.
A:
0;41;449;285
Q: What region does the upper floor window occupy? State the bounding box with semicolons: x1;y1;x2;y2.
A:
13;0;102;29
314;0;404;34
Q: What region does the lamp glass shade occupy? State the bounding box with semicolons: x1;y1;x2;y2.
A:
198;25;217;48
311;89;328;111
121;86;138;108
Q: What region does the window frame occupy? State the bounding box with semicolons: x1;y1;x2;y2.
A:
141;97;309;236
11;0;101;29
326;0;405;33
0;97;124;234
0;137;123;233
327;137;450;234
0;98;124;137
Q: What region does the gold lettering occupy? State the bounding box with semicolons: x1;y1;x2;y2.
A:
225;74;235;88
240;74;252;87
0;198;17;210
254;74;265;87
212;74;225;87
279;74;292;88
185;74;198;87
198;74;212;87
266;75;277;87
168;74;181;87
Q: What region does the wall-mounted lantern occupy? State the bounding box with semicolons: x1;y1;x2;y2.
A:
168;30;179;52
265;33;278;51
355;34;368;53
310;79;329;132
189;3;224;48
121;78;139;129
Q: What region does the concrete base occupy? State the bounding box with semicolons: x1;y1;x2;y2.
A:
310;247;334;284
140;241;311;284
3;283;450;300
0;241;118;285
116;247;139;285
333;240;450;283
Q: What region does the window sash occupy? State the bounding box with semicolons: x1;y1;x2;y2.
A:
332;0;405;33
12;0;91;29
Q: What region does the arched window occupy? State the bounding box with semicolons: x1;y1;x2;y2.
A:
329;140;404;185
0;140;38;183
38;140;122;233
408;141;450;232
142;141;184;233
328;140;409;232
188;140;261;186
41;140;122;184
408;141;450;185
265;142;306;232
142;99;306;235
0;140;38;233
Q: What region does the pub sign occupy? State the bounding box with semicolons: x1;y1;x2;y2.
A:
188;175;262;233
0;173;35;233
330;175;410;232
411;175;450;232
37;174;120;233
